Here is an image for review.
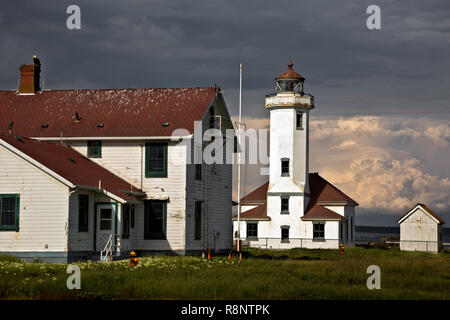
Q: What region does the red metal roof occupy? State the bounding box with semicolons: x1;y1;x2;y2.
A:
232;204;270;221
275;61;305;80
239;173;358;220
301;204;343;221
0;87;217;138
240;174;357;205
0;134;142;201
240;182;269;204
307;173;358;207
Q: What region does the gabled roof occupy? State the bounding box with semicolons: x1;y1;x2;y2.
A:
232;204;270;221
307;173;359;207
0;134;144;202
240;182;269;205
0;87;217;138
238;173;358;221
301;204;343;221
397;203;446;225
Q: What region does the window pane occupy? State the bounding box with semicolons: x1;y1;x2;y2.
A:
122;204;130;236
313;223;324;239
1;197;16;226
99;209;112;230
149;145;164;172
281;198;289;211
100;220;112;230
130;206;135;228
145;201;166;239
2;197;15;212
195;202;202;240
247;223;257;238
78;194;89;232
88;141;101;158
195;164;202;180
281;228;289;240
296;113;303;129
281;160;289;175
100;209;111;220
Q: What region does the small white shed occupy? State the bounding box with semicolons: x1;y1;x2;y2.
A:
398;203;446;253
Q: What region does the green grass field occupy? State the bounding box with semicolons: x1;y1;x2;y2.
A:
0;247;449;300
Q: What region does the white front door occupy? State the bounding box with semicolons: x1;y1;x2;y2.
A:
96;204;115;251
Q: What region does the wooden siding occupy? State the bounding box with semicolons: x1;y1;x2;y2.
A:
185;96;233;252
69;140;188;251
0;145;69;252
67;191;118;252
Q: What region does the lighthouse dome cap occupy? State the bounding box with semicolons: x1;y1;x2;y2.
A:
275;61;305;80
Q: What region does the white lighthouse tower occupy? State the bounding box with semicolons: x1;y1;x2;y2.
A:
233;61;358;250
265;61;314;240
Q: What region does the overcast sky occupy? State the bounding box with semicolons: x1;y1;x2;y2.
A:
1;0;449;225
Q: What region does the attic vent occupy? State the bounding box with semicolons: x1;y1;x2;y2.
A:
97;123;104;128
14;136;23;142
8;121;14;134
162;122;169;127
68;157;76;163
41;123;48;128
73;112;81;122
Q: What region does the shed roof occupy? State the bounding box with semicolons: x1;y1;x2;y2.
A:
0;87;217;138
397;203;446;224
0;134;143;202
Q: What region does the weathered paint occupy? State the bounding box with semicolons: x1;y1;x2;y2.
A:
0;144;69;253
399;206;443;253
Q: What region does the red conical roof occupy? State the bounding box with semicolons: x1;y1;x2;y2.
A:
275;61;305;80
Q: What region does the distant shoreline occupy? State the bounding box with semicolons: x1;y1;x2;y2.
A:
355;226;450;242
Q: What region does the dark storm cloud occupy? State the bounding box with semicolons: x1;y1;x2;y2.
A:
1;1;449;225
1;0;450;118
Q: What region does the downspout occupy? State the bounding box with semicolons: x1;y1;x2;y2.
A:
205;162;209;252
140;144;144;190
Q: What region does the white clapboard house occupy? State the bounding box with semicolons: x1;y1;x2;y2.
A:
0;58;234;262
233;62;358;249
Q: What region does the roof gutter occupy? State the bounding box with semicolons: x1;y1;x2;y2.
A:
32;135;193;141
74;184;126;204
118;190;147;197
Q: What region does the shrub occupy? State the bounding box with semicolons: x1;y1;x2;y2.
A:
0;255;21;263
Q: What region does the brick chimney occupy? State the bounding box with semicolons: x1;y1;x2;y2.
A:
18;56;41;94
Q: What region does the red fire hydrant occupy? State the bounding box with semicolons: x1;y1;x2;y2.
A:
339;243;344;255
130;250;139;267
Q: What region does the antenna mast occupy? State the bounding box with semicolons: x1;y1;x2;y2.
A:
237;63;243;252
